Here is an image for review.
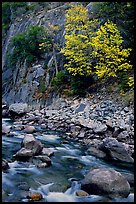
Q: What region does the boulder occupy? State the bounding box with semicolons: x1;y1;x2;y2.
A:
34;155;52;165
29;155;52;168
93;123;107;133
9;103;28;117
13;148;33;160
81;168;130;198
99;137;134;163
24;126;36;133
22;134;44;155
87;146;106;159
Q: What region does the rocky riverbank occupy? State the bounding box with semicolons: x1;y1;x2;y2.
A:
2;92;134;201
2;92;134;162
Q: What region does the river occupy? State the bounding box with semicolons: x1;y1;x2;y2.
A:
2;118;134;202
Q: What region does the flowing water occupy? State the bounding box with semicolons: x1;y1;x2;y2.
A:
2;118;134;202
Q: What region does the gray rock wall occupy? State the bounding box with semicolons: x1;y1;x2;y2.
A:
2;3;70;106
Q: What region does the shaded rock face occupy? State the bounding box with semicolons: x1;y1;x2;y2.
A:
81;168;130;198
99;137;134;163
2;2;70;106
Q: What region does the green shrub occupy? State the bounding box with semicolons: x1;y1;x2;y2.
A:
118;72;131;92
2;3;11;34
51;71;68;87
8;25;49;68
70;75;94;96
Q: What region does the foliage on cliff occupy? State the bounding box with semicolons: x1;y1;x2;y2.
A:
60;5;133;95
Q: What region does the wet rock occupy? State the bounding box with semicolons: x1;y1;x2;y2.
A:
2;124;11;134
34;155;52;166
2;109;10;118
23;126;36;133
9;103;28;117
22;134;44;155
99;137;134;163
27;191;43;201
81;167;130;198
87;146;106;159
75;190;89;197
41;148;54;157
13;148;33;160
2;159;10;170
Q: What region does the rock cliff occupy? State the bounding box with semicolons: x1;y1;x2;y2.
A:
2;2;75;107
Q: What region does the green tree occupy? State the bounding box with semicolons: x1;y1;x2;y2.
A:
8;25;48;67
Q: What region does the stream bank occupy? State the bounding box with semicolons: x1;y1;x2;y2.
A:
2;91;134;202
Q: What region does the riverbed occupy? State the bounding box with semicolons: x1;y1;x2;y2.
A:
2;118;134;202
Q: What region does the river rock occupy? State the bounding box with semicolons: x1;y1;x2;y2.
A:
87;146;106;159
9;103;28;116
99;137;134;163
2;124;11;134
23;126;36;133
22;134;44;155
81;167;130;198
27;191;43;201
2;159;10;170
30;155;52;168
2;109;10;118
75;190;89;197
13;148;33;160
34;155;52;165
41;148;54;157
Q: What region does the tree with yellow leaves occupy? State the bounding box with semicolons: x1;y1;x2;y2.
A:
91;20;132;79
61;4;98;76
61;5;132;82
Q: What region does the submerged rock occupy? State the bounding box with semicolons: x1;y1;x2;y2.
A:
81;167;130;198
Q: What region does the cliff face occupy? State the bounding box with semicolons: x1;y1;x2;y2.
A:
2;2;72;107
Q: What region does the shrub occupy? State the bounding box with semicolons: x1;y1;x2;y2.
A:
8;25;49;67
51;71;68;87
